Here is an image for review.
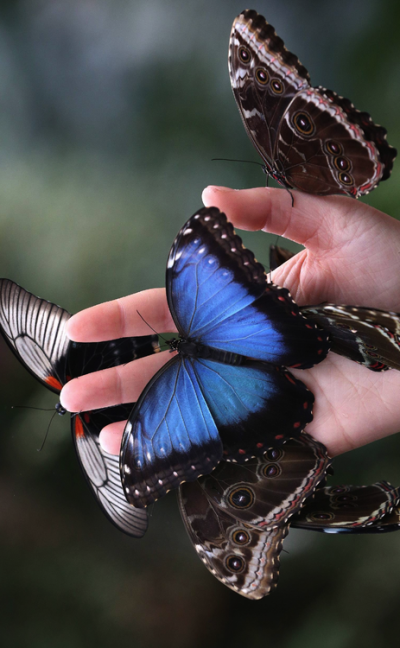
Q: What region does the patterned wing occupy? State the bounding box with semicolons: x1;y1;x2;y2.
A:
0;279;70;392
120;356;223;508
191;357;314;460
229;9;396;196
197;435;330;528
229;9;310;170
73;404;148;537
178;479;288;599
167;207;329;369
276;86;389;197
291;482;399;532
301;304;400;371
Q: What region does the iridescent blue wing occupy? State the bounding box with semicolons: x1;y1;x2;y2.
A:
120;356;223;508
167;207;329;368
191;357;314;461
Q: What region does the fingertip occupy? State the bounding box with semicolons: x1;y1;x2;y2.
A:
65;314;80;340
202;185;235;207
99;421;125;455
60;381;75;412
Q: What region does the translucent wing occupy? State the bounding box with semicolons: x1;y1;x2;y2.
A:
0;278;70;392
167;208;329;368
72;404;148;537
0;279;158;536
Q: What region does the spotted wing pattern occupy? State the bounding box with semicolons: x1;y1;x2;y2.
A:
229;9;396;197
178;435;330;599
301;304;400;371
291;482;399;532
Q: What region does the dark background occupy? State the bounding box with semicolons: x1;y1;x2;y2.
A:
0;1;399;646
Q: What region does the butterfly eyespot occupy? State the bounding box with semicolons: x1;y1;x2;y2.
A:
339;171;354;185
293;112;315;136
228;487;254;509
263;463;282;478
232;529;250;545
266;448;283;462
330;486;349;494
255;67;269;85
310;512;335;521
334;156;351;171
226;555;245;573
271;78;283;94
325;140;343;156
238;47;251;64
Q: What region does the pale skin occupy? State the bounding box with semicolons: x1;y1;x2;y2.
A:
60;186;400;458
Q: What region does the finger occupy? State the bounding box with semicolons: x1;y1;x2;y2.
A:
99;421;125;454
66;288;176;342
60;349;173;411
201;186;390;251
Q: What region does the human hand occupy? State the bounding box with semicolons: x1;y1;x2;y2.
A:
60;187;400;457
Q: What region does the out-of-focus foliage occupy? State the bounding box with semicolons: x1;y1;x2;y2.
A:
0;1;399;646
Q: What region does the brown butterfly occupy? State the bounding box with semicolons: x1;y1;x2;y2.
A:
229;10;396;198
178;434;330;599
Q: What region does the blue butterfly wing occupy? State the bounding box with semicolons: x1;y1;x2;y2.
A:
120;355;223;507
167;207;329;368
191;357;314;460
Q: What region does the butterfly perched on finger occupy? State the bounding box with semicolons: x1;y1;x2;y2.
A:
178;434;330;599
120;206;330;509
229;9;396;198
0;279;159;537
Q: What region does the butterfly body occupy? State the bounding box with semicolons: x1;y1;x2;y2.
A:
229;10;396;197
0;279;159;537
121;207;329;508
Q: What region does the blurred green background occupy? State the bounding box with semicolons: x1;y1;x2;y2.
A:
0;0;399;646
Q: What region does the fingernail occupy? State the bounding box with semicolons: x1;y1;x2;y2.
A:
202;186;233;206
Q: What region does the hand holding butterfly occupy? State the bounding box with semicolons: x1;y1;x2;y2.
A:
60;188;400;458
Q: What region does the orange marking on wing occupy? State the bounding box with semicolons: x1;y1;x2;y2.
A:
84;413;91;424
45;376;63;391
74;416;85;439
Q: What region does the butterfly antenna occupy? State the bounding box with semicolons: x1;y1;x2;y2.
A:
12;405;55;412
37;409;58;452
212;158;265;168
136;311;168;346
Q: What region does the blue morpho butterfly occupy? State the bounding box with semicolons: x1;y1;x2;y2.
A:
0;279;159;537
120;207;330;508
